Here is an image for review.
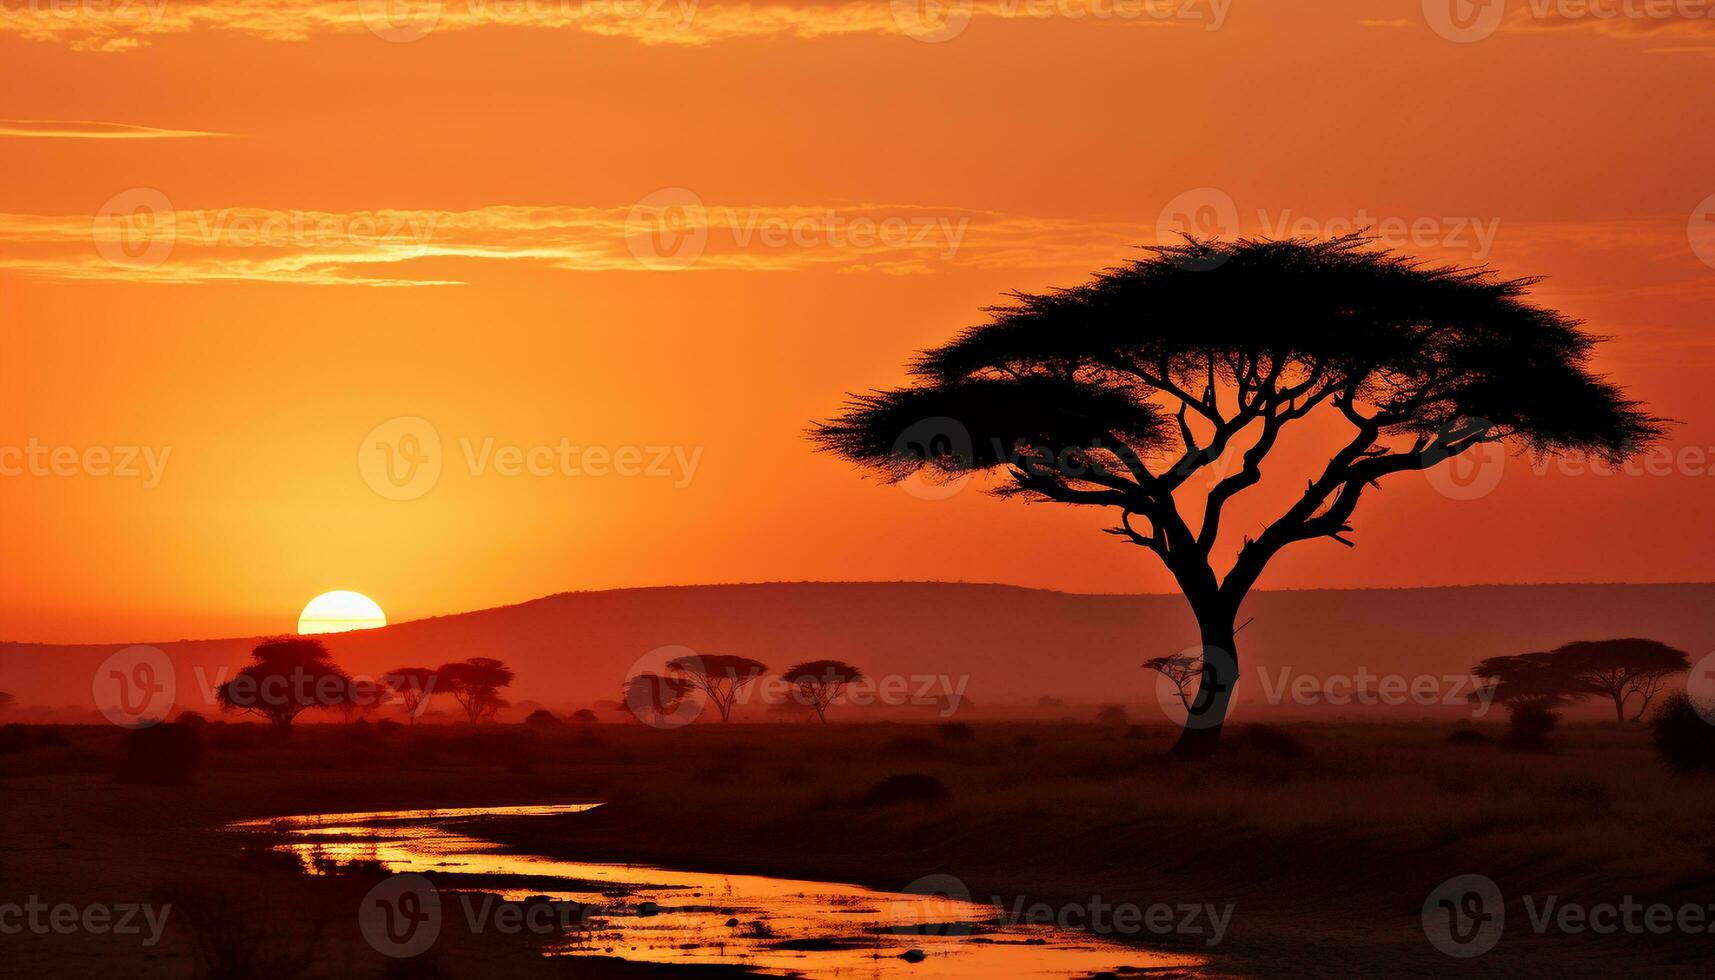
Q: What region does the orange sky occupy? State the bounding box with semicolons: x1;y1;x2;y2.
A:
2;1;1712;642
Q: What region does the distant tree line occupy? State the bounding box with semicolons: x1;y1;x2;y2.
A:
211;636;516;731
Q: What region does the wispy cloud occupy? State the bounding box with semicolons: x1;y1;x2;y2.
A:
0;0;1218;52
1372;1;1715;51
0;119;226;139
0;201;1147;285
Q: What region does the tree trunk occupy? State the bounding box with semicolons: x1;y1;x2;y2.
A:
1170;615;1239;758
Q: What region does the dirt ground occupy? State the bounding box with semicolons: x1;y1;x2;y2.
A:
2;720;1711;979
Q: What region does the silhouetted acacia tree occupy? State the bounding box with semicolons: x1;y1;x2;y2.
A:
436;657;515;724
382;667;438;723
1553;638;1689;723
812;236;1663;755
1143;654;1202;712
1471;652;1599;749
336;677;389;724
782;660;865;722
620;672;696;724
214;637;351;731
665;654;768;723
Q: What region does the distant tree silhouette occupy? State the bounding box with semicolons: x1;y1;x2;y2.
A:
1143;654;1202;712
214;637;350;731
812;236;1663;755
1097;705;1130;727
382;667;438;723
620;671;696;724
1553;638;1689;723
0;691;12;712
570;708;599;724
336;677;389;724
782;660;865;723
436;657;515;724
1471;652;1599;750
666;654;768;723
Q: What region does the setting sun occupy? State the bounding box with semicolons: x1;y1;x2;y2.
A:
296;590;386;635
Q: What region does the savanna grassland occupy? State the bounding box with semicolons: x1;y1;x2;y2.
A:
2;720;1712;979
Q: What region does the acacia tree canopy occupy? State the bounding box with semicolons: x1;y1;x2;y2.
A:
214;636;351;730
383;666;439;722
812;236;1664;752
436;657;515;723
782;659;865;722
666;654;768;723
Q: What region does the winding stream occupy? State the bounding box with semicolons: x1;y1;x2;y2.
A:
229;804;1206;978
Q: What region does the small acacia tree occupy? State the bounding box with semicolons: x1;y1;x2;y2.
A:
1554;638;1689;723
665;654;768;723
1143;654;1203;713
215;637;350;731
620;672;697;725
782;660;865;723
383;667;439;723
812;236;1662;755
436;657;515;724
1471;651;1598;748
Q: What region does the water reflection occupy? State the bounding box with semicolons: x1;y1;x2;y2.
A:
229;803;1205;977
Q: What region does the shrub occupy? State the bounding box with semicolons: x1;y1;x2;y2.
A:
858;773;950;807
0;724;34;754
570;708;599;724
1445;729;1491;746
887;735;936;757
935;722;975;742
1096;705;1129;727
1228;724;1306;759
524;709;563;729
176;710;209;727
1651;693;1715;774
1503;705;1560;751
115;723;202;784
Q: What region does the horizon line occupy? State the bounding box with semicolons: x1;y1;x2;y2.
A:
3;578;1711;648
